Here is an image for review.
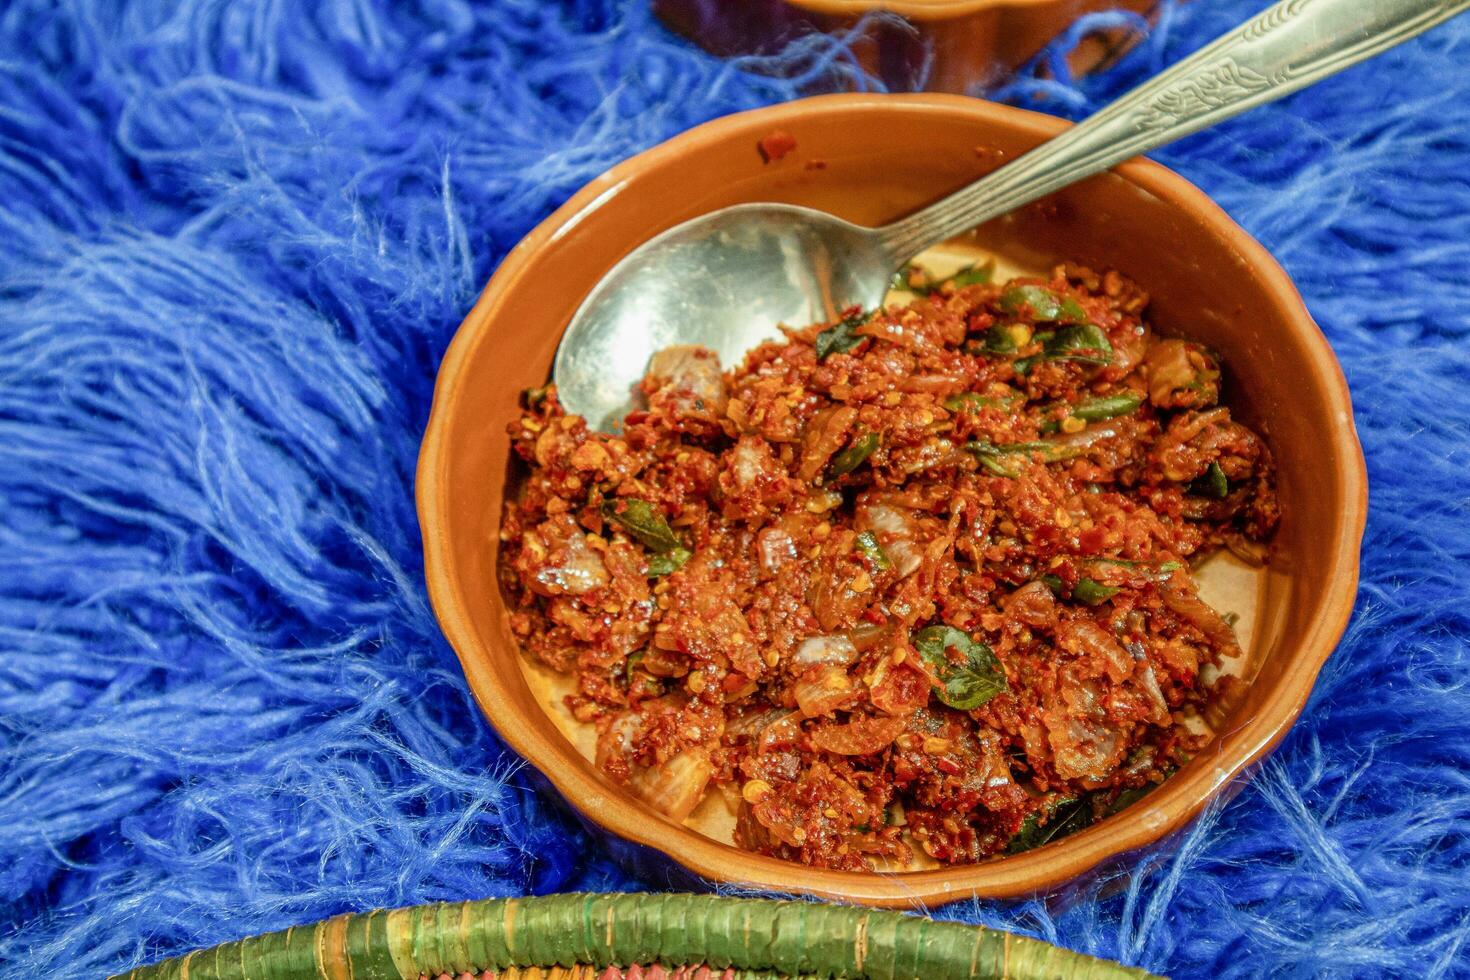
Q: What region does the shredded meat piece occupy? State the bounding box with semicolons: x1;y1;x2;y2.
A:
500;262;1277;868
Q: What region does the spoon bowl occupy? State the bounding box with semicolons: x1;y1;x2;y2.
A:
553;203;893;432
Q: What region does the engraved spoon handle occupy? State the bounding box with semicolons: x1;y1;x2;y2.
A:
875;0;1470;263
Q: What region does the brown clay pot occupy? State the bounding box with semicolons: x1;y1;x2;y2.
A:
417;93;1367;907
654;0;1158;93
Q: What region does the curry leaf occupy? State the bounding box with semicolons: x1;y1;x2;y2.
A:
895;262;994;295
1006;796;1092;854
1045;323;1113;365
1107;784;1157;816
998;285;1089;323
815;311;870;359
1007;781;1166;855
603;498;684;554
912;625;1007;710
940;262;995;290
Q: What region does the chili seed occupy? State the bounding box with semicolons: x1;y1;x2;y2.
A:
743;780;773;804
923;736;952;755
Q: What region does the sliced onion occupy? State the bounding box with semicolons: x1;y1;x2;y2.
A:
868;656;930;716
1004;580;1057;628
644;345;728;416
628;747;712;820
1135;661;1171;723
1045;674;1125;782
885;541;922;578
794;664;855;718
730;439;763;487
859;502;916;537
1128;641;1172;723
1050;715;1123;782
797;405;858;482
1056;619;1133;682
1225;533;1269;566
756;526;797;576
810;715;906;756
529;531;609;596
847;623;889;652
599;710;641;762
856;503;923;577
1160;581;1242;659
793;633;858;667
725;707;790;740
757;713;802;754
1046;422;1123;455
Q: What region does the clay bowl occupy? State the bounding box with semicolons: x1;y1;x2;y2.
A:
417;93;1367;906
654;0;1156;93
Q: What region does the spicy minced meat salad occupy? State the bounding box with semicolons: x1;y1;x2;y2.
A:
499;261;1278;869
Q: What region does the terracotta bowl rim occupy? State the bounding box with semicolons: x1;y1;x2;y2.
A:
417;92;1368;906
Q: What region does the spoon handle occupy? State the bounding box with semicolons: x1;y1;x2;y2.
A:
874;0;1469;263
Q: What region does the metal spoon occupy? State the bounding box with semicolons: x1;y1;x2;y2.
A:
555;0;1466;432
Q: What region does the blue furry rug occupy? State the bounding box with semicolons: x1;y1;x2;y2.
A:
2;2;1468;977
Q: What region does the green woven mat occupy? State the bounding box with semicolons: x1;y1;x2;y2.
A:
113;892;1159;980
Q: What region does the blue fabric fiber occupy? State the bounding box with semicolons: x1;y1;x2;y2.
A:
1;1;1468;976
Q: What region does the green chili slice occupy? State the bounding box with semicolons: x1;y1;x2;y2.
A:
853;530;892;571
1191;461;1229;499
1074;392;1142;422
963;439;1081;467
646;548;691;576
828;431;879;478
1041;392;1142;433
1073;578;1120;605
